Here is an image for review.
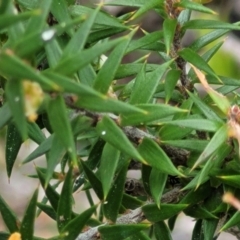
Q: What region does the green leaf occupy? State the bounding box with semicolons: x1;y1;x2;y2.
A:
62;6;100;59
54;38;123;76
203;219;218;240
99;144;120;198
105;0;145;7
142;204;187;222
127;231;151;240
20;189;38;240
5;123;22;178
60;205;96;240
178;48;218;80
175;0;216;15
103;164;128;222
192;124;228;170
37;203;56;220
192;219;204;240
27;122;46;144
122;194;144;210
57;167;73;231
183;19;240;31
0;103;12;130
81;160;104;200
216;175;240;189
165;70;181;103
138;138;182;176
99;224;150;240
221;211;240;231
96;116;144;162
189;29;228;51
51;0;73;36
163;19;177;55
120;104;186;126
187;91;222;122
45;39;62;68
0;195;19;233
5;79;27;140
47;95;76;165
154;221;173;240
150;169;167;208
162;139;208;152
94;30;135;94
23;135;53;164
184;205;217;219
36;168;60;212
0;232;9;240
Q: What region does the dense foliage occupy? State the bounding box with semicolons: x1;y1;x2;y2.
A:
1;0;240;239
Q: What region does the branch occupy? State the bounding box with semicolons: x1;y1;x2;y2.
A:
75;186;182;240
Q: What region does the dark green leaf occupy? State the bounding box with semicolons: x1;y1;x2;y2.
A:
165;70;181;103
0;103;12;130
221;211;240;231
27;122;46;144
99;224;150;240
163;19;177;55
142;204;187;222
154;221;173;240
192;219;204;240
20;189;38;240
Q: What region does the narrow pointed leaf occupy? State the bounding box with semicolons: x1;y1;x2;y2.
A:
163;19;177;55
178;48;218;80
165;70;181;103
216;175;240;189
138;138;182;176
45;39;62;68
154;221;173;240
81;160;103;200
99;144;120;198
221;211;240;231
37;203;56;220
5;124;22;178
60;205;96;240
0;103;12;129
150;169;167;208
192;219;204;240
103;164;128;222
120;104;186;126
47;95;76;165
27;122;45;144
5;80;27;140
20;189;38;240
96;116;144;162
0;195;19;233
192;124;228;170
184;205;217;219
99;224;150;240
94;32;134;94
142;204;188;222
203;219;218;240
57;167;73;231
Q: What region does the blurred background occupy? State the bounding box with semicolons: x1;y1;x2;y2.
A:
1;0;240;239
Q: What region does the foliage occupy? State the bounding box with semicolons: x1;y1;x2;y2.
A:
0;0;240;239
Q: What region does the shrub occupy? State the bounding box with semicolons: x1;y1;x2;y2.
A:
1;0;240;239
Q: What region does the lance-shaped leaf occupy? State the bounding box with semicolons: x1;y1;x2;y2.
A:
165;70;181;103
187;91;222;122
0;103;12;130
36;168;60;212
99;224;150;240
178;48;218;80
94;29;136;94
184;205;217;219
81;160;103;200
37;203;56;220
163;19;177;55
221;211;240;231
120;104;186;126
192;219;204;240
60;205;96;240
103;164;128;222
203;219;219;240
154;221;173;240
142;204;187;222
23;135;54;164
20;189;38;240
57;167;73;231
216;175;240;189
192;124;228;170
45;135;66;187
5;124;22;178
105;0;145;7
150;169;167;208
191;65;231;115
98;143;120;198
27;122;45;144
0;195;20;233
175;0;216;15
96;116;144;162
5;79;27;140
47;95;77;166
138;138;182;176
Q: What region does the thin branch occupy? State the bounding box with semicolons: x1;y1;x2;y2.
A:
75;186;182;240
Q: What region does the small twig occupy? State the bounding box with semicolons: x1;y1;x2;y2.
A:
75;186;182;240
